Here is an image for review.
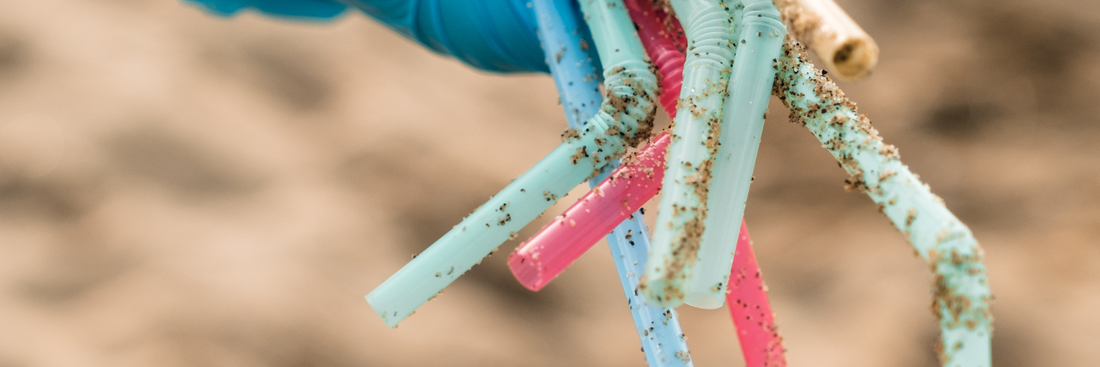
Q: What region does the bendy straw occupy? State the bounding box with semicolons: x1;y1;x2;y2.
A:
509;0;682;291
530;1;694;365
773;39;992;367
686;0;786;309
532;0;602;127
727;221;787;367
625;0;687;115
772;0;879;80
644;0;739;309
366;0;658;328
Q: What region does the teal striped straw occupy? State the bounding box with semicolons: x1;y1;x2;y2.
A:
774;39;993;367
687;0;786;309
644;0;738;309
366;0;658;328
533;0;693;365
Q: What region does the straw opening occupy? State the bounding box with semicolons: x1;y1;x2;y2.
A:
508;250;549;291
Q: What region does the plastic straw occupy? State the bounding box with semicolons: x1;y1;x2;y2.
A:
365;0;658;327
530;1;693;365
644;0;739;309
686;0;786;309
727;221;787;367
625;0;687;116
608;210;695;366
772;0;879;80
774;39;992;367
532;0;602;127
511;131;669;290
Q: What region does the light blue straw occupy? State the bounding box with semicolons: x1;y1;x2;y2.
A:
366;0;658;328
533;0;693;365
686;0;786;309
644;0;738;309
774;40;992;367
609;212;694;366
533;0;602;128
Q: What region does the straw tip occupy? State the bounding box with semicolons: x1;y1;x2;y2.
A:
366;293;402;328
828;38;879;81
684;291;725;309
507;252;549;291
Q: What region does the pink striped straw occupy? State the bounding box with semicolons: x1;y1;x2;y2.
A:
727;221;787;367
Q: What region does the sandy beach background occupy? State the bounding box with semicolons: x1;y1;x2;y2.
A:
0;0;1097;366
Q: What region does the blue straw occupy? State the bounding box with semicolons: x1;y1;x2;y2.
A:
532;0;602;127
534;0;693;365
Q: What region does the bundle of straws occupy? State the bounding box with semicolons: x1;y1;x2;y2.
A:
367;0;993;366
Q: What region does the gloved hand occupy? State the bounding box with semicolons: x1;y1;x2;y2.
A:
186;0;549;73
183;0;348;19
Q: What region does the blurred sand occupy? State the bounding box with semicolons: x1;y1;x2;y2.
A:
0;0;1097;366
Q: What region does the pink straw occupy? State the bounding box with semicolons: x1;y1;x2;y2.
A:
727;221;787;367
509;132;670;291
625;0;686;116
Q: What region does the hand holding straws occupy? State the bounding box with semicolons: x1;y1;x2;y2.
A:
354;0;992;365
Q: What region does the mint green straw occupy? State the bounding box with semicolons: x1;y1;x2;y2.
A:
774;39;992;367
644;0;738;309
686;0;786;309
366;0;658;328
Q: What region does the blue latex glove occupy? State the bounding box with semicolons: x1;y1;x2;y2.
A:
183;0;349;19
187;0;548;73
